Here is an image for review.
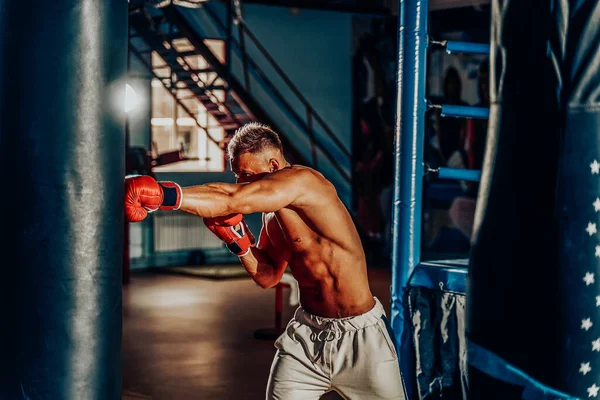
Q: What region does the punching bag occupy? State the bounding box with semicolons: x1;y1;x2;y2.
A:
0;1;127;399
468;0;600;398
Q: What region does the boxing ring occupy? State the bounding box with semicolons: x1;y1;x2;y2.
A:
391;0;600;399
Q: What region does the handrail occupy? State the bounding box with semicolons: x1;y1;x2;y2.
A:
168;4;351;182
236;44;352;181
238;24;351;159
202;2;351;160
226;36;352;181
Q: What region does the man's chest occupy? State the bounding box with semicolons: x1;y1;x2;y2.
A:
263;211;316;252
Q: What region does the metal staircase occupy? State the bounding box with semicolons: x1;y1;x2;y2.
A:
129;4;265;150
128;2;351;184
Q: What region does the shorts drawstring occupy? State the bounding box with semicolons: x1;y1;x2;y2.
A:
303;321;343;364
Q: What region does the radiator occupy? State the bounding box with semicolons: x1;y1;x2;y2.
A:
129;222;143;258
153;212;223;252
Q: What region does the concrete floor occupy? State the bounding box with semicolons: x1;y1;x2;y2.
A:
122;268;393;400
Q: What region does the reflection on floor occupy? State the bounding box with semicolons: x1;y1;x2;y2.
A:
122;268;393;400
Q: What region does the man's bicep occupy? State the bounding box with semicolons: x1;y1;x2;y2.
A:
232;170;310;214
204;182;239;194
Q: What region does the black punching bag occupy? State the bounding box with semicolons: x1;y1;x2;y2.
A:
0;1;127;399
554;0;600;396
468;0;600;398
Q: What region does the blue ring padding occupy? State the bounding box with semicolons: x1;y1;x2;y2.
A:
445;41;490;55
469;341;580;400
440;105;490;120
407;260;468;294
408;262;579;398
438;167;481;182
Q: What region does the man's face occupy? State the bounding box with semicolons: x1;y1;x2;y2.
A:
230;152;270;184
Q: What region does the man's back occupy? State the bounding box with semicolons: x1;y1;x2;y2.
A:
260;166;375;318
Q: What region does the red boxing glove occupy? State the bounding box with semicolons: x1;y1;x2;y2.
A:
203;214;254;256
124;175;183;222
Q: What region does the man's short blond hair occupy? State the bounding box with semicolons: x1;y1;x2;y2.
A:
227;122;283;160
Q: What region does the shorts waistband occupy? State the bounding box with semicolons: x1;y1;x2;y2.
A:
293;297;385;332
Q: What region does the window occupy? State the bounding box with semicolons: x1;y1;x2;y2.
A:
150;39;228;172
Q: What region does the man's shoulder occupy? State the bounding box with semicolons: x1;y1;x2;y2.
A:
284;165;331;186
269;165;337;200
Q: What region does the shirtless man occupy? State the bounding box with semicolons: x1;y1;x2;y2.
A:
124;122;406;400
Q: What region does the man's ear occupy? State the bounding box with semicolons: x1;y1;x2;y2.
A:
268;158;280;173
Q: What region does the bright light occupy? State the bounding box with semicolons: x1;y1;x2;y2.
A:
151;117;198;127
151;118;173;126
125;84;139;113
177;117;197;126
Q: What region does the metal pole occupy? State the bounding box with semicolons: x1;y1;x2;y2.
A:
124;117;131;285
390;0;428;396
124;27;131;285
307;110;318;168
226;0;233;79
239;25;251;91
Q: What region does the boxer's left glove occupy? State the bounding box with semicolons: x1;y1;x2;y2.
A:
124;175;182;222
203;214;254;257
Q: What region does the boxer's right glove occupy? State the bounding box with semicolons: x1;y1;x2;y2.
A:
203;214;254;257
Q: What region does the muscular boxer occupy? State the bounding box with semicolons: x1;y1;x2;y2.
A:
125;122;406;400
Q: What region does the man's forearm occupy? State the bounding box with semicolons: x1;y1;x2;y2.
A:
179;185;236;218
240;248;280;289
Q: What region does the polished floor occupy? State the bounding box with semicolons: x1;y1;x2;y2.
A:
122;267;393;400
